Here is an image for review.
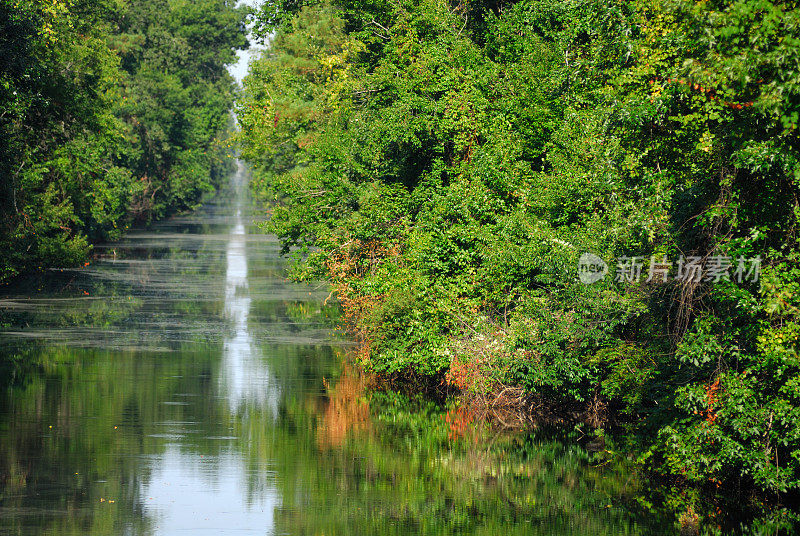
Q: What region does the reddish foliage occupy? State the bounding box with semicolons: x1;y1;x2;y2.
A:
444;406;476;441
704;377;720;426
317;364;370;448
324;238;400;364
445;357;482;392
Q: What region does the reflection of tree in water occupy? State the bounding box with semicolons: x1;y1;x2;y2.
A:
256;375;670;536
0;160;670;535
0;346;224;535
219;165;279;415
0;161;343;534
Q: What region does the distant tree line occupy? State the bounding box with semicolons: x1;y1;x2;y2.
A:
0;0;248;281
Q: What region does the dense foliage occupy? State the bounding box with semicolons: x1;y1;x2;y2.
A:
0;0;248;281
238;0;800;532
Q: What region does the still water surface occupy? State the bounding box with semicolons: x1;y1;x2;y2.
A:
0;164;670;535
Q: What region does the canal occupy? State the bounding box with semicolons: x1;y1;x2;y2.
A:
0;163;669;535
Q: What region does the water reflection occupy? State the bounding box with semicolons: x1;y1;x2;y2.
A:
133;162;283;533
220;162;279;417
142;449;278;535
0;161;335;535
0;163;671;535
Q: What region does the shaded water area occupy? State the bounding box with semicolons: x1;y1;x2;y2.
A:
0;163;672;535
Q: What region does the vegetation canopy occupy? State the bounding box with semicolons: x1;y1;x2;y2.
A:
1;0;249;281
238;0;800;532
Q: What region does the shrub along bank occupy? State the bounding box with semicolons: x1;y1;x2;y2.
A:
238;0;800;532
1;0;249;281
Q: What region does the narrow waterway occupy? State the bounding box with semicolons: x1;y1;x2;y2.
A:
0;164;670;535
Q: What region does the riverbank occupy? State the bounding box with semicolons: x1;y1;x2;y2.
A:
238;1;800;533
